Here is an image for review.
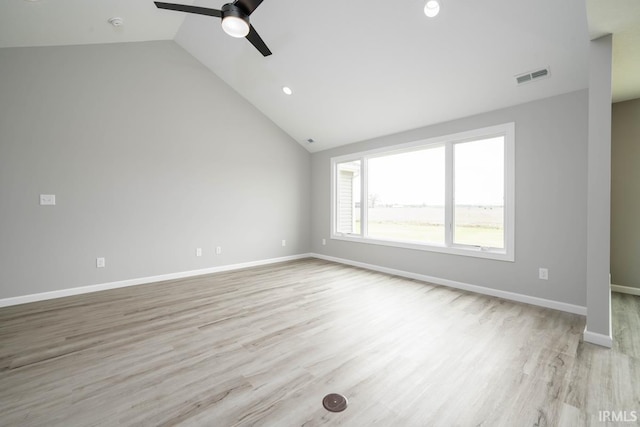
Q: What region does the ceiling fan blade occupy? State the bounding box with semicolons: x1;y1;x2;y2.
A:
154;2;222;18
234;0;264;15
246;25;272;57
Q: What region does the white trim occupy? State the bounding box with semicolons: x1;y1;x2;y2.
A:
611;284;640;296
503;122;516;259
330;123;514;162
330;160;338;238
311;253;586;315
582;285;616;348
330;234;512;261
583;327;613;348
0;254;311;308
1;252;590;318
444;142;454;248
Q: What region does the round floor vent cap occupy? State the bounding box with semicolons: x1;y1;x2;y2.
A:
322;393;348;412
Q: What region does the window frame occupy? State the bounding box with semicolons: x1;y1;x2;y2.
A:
330;122;515;262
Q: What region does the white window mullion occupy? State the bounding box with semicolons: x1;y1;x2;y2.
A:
504;123;516;256
330;159;337;236
444;142;454;248
361;156;368;238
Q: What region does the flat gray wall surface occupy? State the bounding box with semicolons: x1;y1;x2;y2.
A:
0;41;310;299
611;97;640;289
586;35;612;339
311;90;589;307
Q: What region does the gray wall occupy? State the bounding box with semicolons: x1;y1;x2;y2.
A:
611;97;640;289
586;35;612;341
0;41;310;300
311;90;589;307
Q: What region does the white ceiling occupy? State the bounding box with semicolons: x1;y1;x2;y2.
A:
0;0;637;152
0;0;186;47
587;0;640;103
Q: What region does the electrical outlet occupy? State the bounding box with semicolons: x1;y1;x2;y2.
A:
539;268;548;280
216;246;222;255
322;238;326;246
196;248;202;257
282;239;286;247
96;257;106;268
39;194;56;205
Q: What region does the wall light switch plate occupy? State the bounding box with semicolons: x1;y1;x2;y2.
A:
40;194;56;205
196;248;202;257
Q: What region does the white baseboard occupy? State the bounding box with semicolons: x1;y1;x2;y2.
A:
0;254;312;308
583;327;613;348
582;283;613;348
0;252;592;319
311;253;587;316
611;283;640;296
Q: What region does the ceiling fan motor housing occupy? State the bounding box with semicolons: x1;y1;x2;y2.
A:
222;3;250;24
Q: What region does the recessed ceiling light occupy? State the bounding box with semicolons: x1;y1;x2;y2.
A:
424;0;440;17
282;86;293;95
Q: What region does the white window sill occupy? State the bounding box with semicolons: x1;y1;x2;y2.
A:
331;234;514;262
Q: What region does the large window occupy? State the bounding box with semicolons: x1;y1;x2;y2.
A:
367;146;446;244
331;123;515;261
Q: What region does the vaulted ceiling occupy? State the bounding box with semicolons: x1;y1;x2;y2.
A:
0;0;637;152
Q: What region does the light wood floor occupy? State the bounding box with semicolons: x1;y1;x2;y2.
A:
0;259;638;426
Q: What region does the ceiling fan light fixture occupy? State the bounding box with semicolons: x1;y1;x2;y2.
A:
221;4;250;38
222;16;250;38
424;0;440;17
153;1;272;56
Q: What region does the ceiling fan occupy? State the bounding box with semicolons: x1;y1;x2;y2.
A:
154;0;272;56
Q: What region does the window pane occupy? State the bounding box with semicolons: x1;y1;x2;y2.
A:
454;137;504;248
367;147;445;244
336;160;361;234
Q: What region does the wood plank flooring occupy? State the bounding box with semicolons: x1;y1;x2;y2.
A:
0;258;638;426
